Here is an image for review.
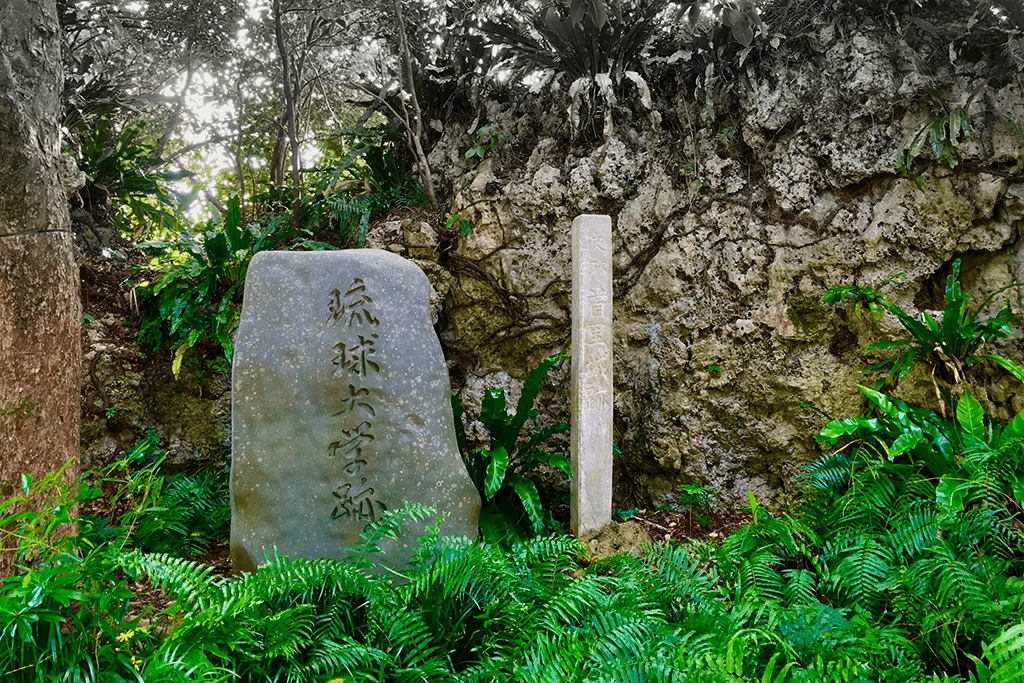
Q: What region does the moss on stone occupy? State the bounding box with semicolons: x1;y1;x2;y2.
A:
149;365;230;461
916;179;974;234
787;295;830;334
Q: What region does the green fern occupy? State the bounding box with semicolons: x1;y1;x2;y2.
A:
979;622;1024;683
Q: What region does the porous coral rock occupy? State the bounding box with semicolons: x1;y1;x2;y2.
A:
433;31;1024;511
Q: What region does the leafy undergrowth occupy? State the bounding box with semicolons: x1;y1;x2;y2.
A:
5;400;1024;683
10;252;1024;681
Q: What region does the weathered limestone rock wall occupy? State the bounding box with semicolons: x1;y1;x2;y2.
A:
79;259;232;472
412;32;1024;508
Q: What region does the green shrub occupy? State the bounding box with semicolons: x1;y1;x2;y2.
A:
896;84;987;190
1;457;157;681
75;116;188;237
304;127;428;246
134;195;301;371
803;387;1024;672
822;258;1024;406
133;469;230;558
4;449;1024;681
452;353;570;544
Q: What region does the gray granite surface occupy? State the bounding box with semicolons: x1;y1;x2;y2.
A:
231;250;480;573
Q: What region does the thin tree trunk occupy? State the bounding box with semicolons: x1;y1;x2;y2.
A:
392;0;437;211
0;0;80;575
153;55;195;161
273;0;303;227
270;120;288;188
234;81;246;216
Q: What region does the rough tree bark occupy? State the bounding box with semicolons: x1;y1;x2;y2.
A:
273;0;304;226
0;0;80;574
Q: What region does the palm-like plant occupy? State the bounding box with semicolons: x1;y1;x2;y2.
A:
481;0;673;134
482;0;670;85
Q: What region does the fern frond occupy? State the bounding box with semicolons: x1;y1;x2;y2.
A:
827;534;894;610
733;552;785;603
514;631;583;682
802;451;855;492
781;568;819;606
349;502;439;562
379;609;447;670
585;614;675;665
532;575;610;628
884;505;939;559
121;550;219;607
984;622;1024;683
286;636;390;683
240;604;315;662
639;542;723;619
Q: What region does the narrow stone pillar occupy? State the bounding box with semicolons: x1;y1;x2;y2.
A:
570;215;613;537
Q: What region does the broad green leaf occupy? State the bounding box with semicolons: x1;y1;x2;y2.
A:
956;392;985;440
520;447;572;479
936;476;968;511
815;416;879;444
943;259;965;350
864;339;912;351
172;344;189;380
522;421;571;453
1013;477;1024;504
462;447;486;495
888;431;922;460
484;446;509;500
897;125;927;176
624;70;652;109
479;502;518;545
506;474;543;533
545;452;572;478
1003;408;1024;449
892;349;917;381
224;194;249;252
859;386;902;419
931;119;957;167
169;297;189;334
748;490;760;516
203;231;230;275
216;333;233;362
480;388;508;450
886;303;936;345
724;7;753;46
509;353;566;450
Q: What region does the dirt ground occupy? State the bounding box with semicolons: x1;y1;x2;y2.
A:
626;507;753;545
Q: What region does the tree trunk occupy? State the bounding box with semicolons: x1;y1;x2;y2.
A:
234;81;247;216
0;0;80;575
391;0;437;211
273;0;304;227
270;121;288;188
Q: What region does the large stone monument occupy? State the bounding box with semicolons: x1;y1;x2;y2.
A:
231;250;481;573
570;215;614;537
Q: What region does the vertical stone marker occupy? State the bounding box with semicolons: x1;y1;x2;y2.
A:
231;250;481;573
570;215;614;537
